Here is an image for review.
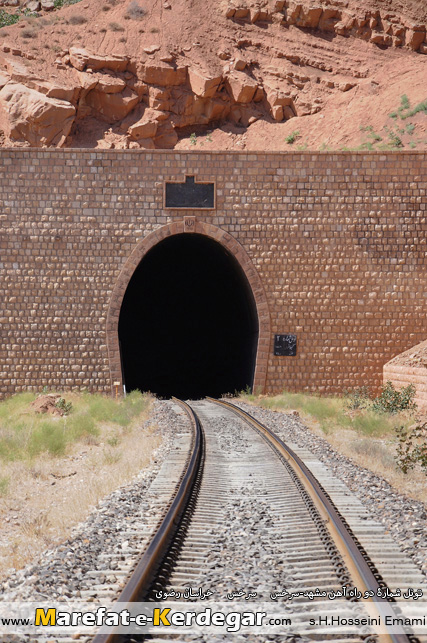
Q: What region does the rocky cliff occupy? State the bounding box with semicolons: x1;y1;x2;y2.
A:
0;0;426;149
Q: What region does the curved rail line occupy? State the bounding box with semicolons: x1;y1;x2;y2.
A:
91;397;416;643
91;398;203;643
208;398;417;643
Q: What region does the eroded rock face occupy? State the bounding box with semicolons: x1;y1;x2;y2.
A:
188;69;222;98
84;86;140;122
0;0;426;150
0;82;75;146
0;44;281;147
224;0;427;52
226;72;259;103
69;47;129;72
126;107;161;140
139;63;188;86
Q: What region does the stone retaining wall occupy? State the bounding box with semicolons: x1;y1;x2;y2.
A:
383;365;427;412
1;149;426;398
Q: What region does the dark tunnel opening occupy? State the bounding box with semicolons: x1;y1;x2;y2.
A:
118;233;259;399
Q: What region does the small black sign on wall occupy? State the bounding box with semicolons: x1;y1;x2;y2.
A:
274;334;297;356
165;176;215;209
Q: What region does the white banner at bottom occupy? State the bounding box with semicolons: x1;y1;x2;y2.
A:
1;600;427;636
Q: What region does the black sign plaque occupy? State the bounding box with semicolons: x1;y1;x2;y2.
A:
165;176;215;209
274;334;297;356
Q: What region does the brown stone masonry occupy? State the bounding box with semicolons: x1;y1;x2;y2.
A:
383;364;427;412
0;150;426;398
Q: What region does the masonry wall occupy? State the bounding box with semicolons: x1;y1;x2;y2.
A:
383;364;427;412
0;149;426;399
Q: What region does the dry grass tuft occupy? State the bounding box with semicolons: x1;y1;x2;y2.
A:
124;0;146;20
21;28;38;38
68;14;87;24
0;476;9;495
109;21;124;31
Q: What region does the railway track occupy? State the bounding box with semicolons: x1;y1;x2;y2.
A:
91;398;426;643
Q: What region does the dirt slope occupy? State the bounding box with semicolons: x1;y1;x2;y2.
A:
0;0;426;149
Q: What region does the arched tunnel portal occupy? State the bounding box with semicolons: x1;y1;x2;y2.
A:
118;233;260;399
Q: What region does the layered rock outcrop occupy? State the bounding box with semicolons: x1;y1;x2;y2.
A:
223;0;427;53
0;0;426;148
0;44;299;147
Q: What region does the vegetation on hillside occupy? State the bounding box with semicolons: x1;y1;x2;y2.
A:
351;95;427;151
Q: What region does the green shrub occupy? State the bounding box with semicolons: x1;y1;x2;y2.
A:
386;129;403;148
84;393;118;422
83;390;148;427
399;98;427;120
112;390;148;426
53;0;82;8
345;386;371;410
0;393;35;421
245;388;411;438
347;411;394;436
55;397;73;415
29;421;67;457
285;130;300;145
67;413;98;440
372;381;416;414
395;422;427;474
400;94;410;111
360;125;382;143
0;10;20;28
0;390;149;461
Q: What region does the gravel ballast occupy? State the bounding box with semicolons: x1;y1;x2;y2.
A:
0;398;426;643
234;400;427;580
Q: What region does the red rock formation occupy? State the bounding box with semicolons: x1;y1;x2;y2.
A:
0;81;75;145
0;0;426;149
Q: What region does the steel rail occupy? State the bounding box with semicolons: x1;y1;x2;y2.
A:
91;398;203;643
208;397;415;643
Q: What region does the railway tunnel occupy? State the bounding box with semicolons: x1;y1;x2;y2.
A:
118;233;259;399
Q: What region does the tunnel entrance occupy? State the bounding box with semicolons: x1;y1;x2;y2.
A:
118;233;259;399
